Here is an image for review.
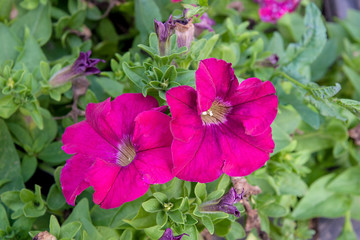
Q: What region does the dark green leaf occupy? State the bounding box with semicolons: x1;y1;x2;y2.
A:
0;119;24;193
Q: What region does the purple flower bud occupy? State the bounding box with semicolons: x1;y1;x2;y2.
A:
154;16;175;56
49;51;104;87
174;18;195;50
159;228;189;240
258;54;279;68
194;13;216;36
199;187;244;217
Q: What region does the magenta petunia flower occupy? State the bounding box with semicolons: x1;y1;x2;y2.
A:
256;0;301;23
166;58;278;183
60;94;174;209
171;0;182;2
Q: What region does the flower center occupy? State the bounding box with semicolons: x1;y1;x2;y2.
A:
201;100;231;125
116;140;136;167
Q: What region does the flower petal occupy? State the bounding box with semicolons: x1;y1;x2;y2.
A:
196;58;238;112
134;147;173;184
227;78;278;135
87;158;149;209
60;154;92;205
166;86;202;142
221;122;274;176
106;93;159;138
172;126;224;183
85;94;159;148
85;98;120;148
62;121;118;163
133;110;172;151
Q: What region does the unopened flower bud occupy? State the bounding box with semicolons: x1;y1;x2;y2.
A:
258;54;279;68
154;16;175;56
199;187;244;217
49;51;104;87
174;18;194;50
159;228;189;240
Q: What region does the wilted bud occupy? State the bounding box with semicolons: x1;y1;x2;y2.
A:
174;18;195;50
159;228;189;240
199;187;244;217
154;16;175;56
49;51;104;87
33;231;56;240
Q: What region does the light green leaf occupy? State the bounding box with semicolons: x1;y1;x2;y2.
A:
327;166;360;195
292;174;352;220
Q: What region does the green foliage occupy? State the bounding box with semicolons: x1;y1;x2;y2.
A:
0;1;360;239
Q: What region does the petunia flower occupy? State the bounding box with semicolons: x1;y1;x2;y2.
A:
171;0;182;2
194;13;216;36
49;51;104;87
256;0;301;23
166;58;278;183
60;93;174;209
159;228;189;240
154;16;175;56
199;187;244;217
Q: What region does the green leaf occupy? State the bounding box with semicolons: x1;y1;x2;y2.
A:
134;0;161;41
153;192;168;204
283;3;326;67
10;2;51;46
60;222;82;239
142;198;162;213
124;207;157;229
23;201;46;218
46;184;66;210
95;77;124;98
225;222;246;240
49;215;61;238
327;166;360;195
120;229;133;240
198;34;219;60
308;83;341;99
343;65;360;96
214;219;232;236
202;216;214;234
0;119;24;193
38;141;69;165
21;155;37;182
292;174;352;220
0;203;10;231
258;202;288;218
40;61;50;81
334;98;360;117
277;172;308;196
0;24;20;66
199;0;208;7
194;183;207;202
0;95;19;119
0;191;22;211
167;210;184;224
122;63;146;90
0;0;12;20
14;29;47;72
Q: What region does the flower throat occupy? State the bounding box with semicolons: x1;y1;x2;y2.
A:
201;100;231;125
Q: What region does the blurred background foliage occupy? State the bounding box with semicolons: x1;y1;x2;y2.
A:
0;0;360;239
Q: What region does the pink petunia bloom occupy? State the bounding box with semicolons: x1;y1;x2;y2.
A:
171;0;182;2
256;0;301;23
60;94;174;209
166;58;278;183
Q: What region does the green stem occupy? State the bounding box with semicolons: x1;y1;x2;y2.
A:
280;72;309;90
38;163;55;176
